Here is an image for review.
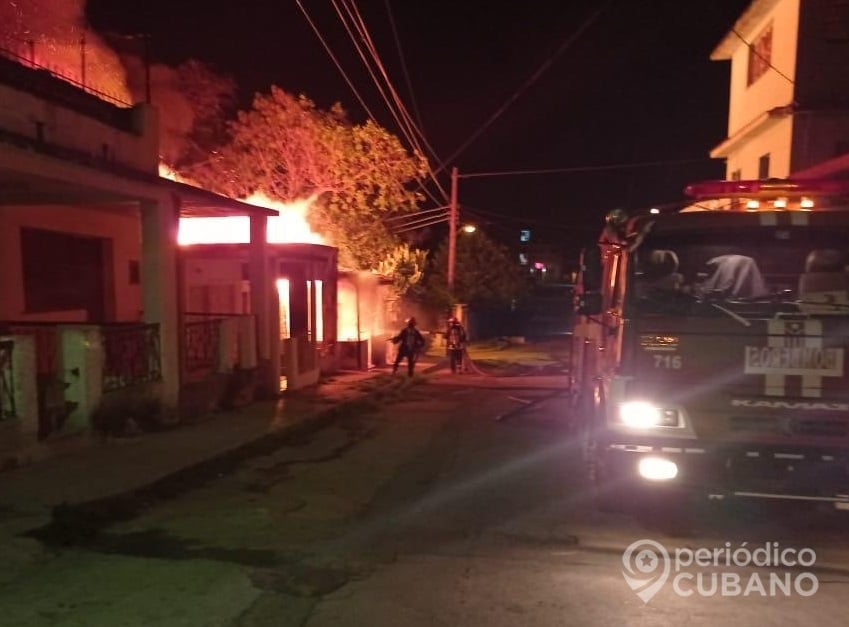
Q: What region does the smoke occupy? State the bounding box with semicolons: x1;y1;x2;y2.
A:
0;0;131;102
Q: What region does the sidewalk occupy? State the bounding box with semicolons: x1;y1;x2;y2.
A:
0;346;552;537
0;368;394;535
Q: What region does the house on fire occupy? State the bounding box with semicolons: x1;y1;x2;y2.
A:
0;47;340;457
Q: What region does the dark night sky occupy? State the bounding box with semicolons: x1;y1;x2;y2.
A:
87;0;751;251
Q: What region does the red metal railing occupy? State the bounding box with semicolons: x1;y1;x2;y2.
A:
101;323;162;392
183;318;221;378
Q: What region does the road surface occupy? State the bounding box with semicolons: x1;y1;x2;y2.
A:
3;375;849;626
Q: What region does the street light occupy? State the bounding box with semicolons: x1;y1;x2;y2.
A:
461;224;477;234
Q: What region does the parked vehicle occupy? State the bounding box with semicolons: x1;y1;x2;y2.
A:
572;178;849;510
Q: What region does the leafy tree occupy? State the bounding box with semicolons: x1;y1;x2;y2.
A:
186;87;428;271
376;244;428;296
422;231;525;310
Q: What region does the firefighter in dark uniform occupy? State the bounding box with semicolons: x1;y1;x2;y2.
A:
445;317;467;374
391;317;425;377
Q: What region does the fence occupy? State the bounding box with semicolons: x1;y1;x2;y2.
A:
101;323;162;392
183;317;222;379
0;37;131;107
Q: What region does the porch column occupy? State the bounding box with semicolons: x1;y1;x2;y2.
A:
141;199;180;406
249;215;280;397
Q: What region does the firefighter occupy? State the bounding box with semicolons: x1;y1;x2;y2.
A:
391;317;425;377
445;316;467;373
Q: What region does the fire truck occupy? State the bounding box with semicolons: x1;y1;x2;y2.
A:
571;178;849;510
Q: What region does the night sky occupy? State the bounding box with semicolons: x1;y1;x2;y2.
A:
86;0;751;251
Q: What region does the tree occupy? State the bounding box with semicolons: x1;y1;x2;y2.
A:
186;87;428;271
422;231;525;310
376;244;428;296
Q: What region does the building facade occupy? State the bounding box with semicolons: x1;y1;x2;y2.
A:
711;0;849;179
0;50;279;450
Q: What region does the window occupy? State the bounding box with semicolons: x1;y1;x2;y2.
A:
21;228;106;320
758;153;771;179
747;24;773;86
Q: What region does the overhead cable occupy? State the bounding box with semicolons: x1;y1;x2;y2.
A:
295;0;378;122
383;0;426;133
434;1;613;176
338;0;449;201
383;205;450;221
459;157;711;179
392;215;450;232
731;28;794;85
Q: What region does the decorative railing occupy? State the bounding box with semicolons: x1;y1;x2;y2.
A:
0;339;14;420
0;40;132;108
101;323;162;392
183;318;221;377
2;322;66;437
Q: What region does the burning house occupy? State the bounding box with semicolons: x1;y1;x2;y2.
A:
178;237;339;391
0;9;398;461
0;42;283;451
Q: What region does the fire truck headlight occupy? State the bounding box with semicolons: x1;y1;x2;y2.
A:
619;401;680;428
620;401;662;428
638;457;679;481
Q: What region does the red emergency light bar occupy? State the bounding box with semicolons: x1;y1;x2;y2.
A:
684;178;849;200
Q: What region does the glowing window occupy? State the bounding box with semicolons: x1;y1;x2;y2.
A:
276;279;291;340
315;280;324;343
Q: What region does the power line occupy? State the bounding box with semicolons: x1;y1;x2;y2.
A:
295;0;378;122
331;0;449;203
388;210;450;230
458;157;712;179
383;0;426;134
383;205;449;222
297;0;447;207
434;1;613;176
344;0;449;199
461;205;600;232
392;215;450;233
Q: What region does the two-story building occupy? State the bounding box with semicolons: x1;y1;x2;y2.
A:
710;0;849;179
0;49;286;452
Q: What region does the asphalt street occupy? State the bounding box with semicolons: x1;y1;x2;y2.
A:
3;376;849;626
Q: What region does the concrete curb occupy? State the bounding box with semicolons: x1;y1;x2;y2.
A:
22;375;415;543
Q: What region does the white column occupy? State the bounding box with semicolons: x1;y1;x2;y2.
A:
5;335;38;435
249;216;280;396
217;317;238;373
141;199;180;406
60;325;103;429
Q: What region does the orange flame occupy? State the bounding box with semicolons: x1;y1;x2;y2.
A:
160;163;325;245
337;279;362;341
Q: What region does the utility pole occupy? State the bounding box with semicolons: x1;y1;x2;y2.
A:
448;166;459;295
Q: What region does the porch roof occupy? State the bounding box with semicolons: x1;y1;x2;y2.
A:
161;179;277;218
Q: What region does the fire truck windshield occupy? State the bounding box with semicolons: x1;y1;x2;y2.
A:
630;227;849;317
